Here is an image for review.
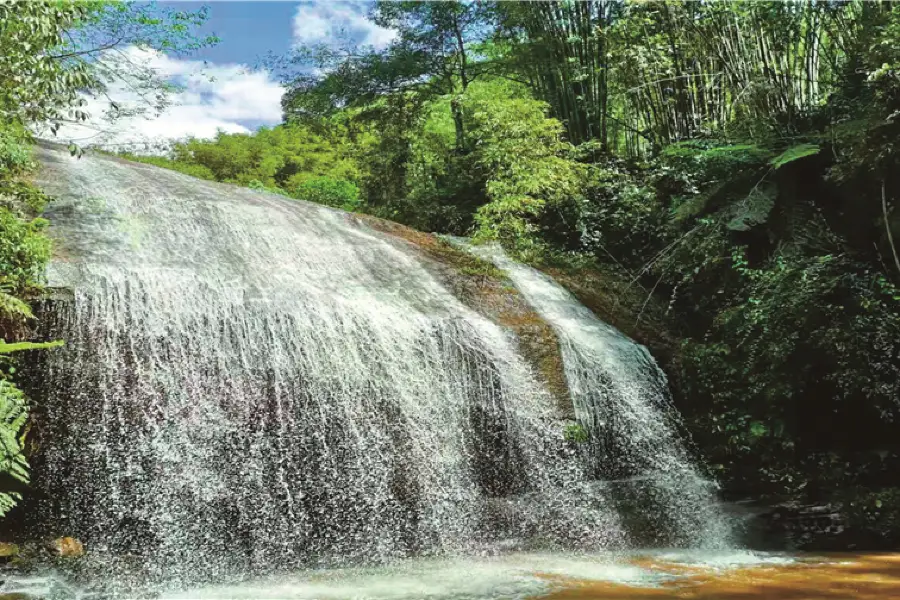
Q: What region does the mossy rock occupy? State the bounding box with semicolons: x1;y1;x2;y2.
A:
0;542;19;559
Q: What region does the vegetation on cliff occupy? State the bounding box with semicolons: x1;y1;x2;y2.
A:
0;0;213;516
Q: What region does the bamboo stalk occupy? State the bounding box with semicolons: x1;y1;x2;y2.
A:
882;181;900;279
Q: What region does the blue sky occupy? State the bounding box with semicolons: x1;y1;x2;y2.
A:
159;1;298;66
58;1;395;149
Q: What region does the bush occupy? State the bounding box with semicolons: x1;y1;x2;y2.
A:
291;176;361;211
578;162;668;269
0;209;51;295
0;126;32;175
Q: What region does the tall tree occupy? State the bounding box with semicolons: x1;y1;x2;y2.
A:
374;1;495;151
283;1;494;152
1;0;218;144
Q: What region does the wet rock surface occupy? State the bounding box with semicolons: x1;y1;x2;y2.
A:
0;544;18;560
46;538;83;558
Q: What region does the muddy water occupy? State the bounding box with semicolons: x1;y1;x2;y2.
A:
543;553;900;600
1;552;897;599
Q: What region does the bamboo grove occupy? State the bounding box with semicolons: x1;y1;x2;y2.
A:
495;1;886;154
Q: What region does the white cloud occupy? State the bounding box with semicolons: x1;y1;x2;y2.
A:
293;1;395;50
41;47;285;151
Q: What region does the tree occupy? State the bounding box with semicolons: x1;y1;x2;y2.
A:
373;1;495;151
1;0;218;144
283;1;494;153
0;1;96;128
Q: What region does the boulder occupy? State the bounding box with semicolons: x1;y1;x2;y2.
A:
0;542;18;560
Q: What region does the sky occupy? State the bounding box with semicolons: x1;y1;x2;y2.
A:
53;1;396;150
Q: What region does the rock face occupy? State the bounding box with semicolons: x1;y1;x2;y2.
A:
47;537;84;558
353;214;574;418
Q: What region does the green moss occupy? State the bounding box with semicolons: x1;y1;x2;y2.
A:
563;422;589;443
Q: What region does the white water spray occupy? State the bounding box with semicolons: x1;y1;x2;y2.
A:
29;146;730;590
458;241;733;548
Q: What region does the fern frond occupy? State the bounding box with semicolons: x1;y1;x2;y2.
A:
0;340;64;354
0;379;29;518
727;184;777;231
0;492;21;518
770;144;820;170
0;291;32;321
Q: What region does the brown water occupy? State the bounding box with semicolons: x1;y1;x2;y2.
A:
542;553;900;600
2;551;897;599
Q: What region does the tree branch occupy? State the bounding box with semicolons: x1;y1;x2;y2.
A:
48;38;124;60
882;181;900;278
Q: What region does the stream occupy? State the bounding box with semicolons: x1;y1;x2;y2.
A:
1;551;897;599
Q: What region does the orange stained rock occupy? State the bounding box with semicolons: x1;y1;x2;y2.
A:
539;553;900;600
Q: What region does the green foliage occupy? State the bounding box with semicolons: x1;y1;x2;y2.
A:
0;380;28;518
122;123;363;211
725;186;776;232
770;144;821;170
0;181;52;217
0;0;216;152
563;422;590;444
0;292;34;323
844;487;900;541
0;1;96;127
0;209;52;296
293;177;360;211
0;127;33;175
579;162;668;263
0;128;52;518
70;1;219;58
467;86;586;261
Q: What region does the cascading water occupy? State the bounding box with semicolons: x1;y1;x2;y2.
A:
26;145;730;591
456;241;734;548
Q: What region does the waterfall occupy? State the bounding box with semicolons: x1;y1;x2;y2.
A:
27;146;730;587
456;241;733;549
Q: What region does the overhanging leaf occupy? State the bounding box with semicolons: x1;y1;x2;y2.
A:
727;185;777;231
770;144;820;170
0;340;64;354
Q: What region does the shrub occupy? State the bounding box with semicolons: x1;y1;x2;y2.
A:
291;176;361;211
0;209;51;295
0;127;32;175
